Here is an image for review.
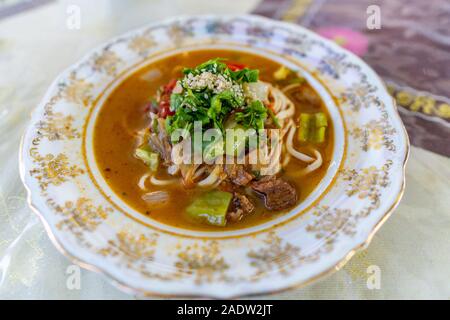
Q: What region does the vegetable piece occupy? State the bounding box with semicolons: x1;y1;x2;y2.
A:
313;126;326;143
186;191;233;226
158;79;177;118
135;145;159;171
159;103;174;118
315;112;328;128
273;66;291;80
298;113;312;142
312;112;328;143
226;61;246;71
298;112;328;143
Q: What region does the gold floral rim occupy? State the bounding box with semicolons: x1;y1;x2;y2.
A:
20;15;409;298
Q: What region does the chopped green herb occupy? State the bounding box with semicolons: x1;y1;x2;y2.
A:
166;58;265;139
234;100;267;130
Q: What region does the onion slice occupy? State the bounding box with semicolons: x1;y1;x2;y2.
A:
142;191;170;206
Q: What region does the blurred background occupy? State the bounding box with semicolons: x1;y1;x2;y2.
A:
0;0;449;299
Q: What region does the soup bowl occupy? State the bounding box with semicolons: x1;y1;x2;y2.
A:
20;15;409;298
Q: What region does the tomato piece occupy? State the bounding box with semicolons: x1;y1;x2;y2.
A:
163;78;177;93
157;79;178;118
226;61;246;71
159;102;174;118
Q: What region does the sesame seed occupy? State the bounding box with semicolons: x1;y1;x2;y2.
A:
182;71;243;98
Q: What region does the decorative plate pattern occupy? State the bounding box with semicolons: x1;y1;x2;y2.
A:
19;15;409;298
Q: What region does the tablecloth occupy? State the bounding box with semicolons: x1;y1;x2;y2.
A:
0;0;449;299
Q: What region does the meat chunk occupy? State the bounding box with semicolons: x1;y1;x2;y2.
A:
251;176;297;210
233;193;255;213
218;180;239;193
226;193;255;223
224;164;254;186
226;209;244;223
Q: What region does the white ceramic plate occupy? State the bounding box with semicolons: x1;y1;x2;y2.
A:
20;15;409;298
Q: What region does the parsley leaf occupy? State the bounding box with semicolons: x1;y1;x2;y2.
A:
235;100;268;130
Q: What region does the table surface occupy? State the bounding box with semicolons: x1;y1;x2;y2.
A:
0;0;449;299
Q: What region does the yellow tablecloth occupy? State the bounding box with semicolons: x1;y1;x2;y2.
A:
0;0;449;299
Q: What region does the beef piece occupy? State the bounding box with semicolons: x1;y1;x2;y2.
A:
227;208;244;223
218;180;239;193
251;176;297;210
226;193;255;223
224;164;254;186
233;193;255;213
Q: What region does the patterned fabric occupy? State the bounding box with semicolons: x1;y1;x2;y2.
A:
254;0;450;156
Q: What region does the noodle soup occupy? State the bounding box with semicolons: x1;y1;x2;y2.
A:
94;49;333;231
